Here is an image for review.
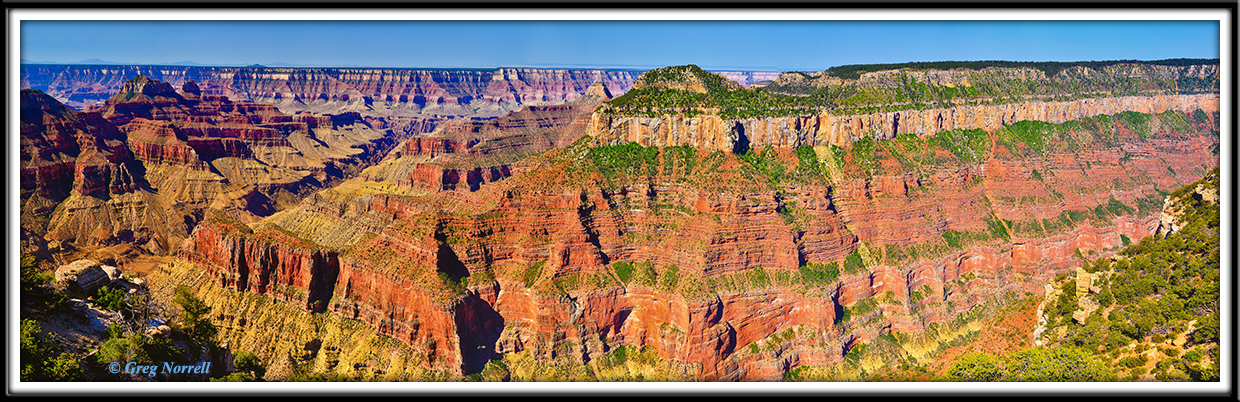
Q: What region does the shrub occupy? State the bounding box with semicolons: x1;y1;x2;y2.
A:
173;285;217;344
20;254;66;311
523;260;546;287
95;286;128;311
612;261;633;284
211;372;257;382
799;262;839;285
948;352;1006;382
1004;347;1117;382
842;250;867;275
1120;354;1148;368
233;351;266;380
20;319;84;381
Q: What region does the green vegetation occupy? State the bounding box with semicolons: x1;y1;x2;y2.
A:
823;59;1218;81
95;329;188;376
1038;169;1219;381
840;249;867;275
21;319;84;381
935;214;1012;251
569;141;735;193
583;142;661;182
948;347;1117;382
934;128;989;163
1053;280;1078;320
998;120;1058;154
738;146;787;186
604;65;824;119
462;269;496;288
749;59;1219;115
947;352;1007;381
523;260;546;288
173;285;217;346
95;286;129;311
798;262;840;285
850;137;876;175
233;351;266;380
21;254;66;311
994;109;1213;160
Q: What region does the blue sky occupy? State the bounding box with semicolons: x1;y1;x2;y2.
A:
19;19;1221;71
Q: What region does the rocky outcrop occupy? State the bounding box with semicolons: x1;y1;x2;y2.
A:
21;90;133;201
54;259;114;298
405;163;515;192
1154;169;1221;238
180;216;339;312
590;61;1219;152
817;94;1220;145
121;118;211;170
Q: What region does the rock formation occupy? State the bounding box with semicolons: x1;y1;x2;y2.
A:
181;86;1219;379
54;259;114;298
23;61;1223;381
21;65;638;119
20;75;408;253
588;62;1220;152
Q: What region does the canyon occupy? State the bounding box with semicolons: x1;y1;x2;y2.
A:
21;75;400;256
21;65;640;117
20;60;1221;381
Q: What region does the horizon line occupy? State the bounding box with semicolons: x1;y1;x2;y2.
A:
18;57;1222;74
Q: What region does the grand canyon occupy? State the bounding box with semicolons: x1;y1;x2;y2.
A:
19;59;1221;383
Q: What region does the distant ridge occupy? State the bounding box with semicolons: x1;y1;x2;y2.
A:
823;58;1222;80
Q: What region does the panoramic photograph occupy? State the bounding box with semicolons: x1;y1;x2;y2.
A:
9;9;1229;395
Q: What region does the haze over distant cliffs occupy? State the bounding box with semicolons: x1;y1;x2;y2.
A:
21;65;641;118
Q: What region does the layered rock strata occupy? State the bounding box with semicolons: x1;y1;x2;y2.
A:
21;65;638;119
362;82;613;192
183;97;1219;380
588;93;1219;151
20;75;409;252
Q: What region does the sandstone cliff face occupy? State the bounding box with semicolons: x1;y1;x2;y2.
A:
182;98;1218;380
180;216;340;312
771;63;1218;100
588;93;1219;151
121;118;211;170
74;59;1206;381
